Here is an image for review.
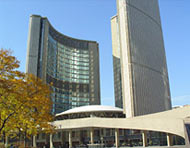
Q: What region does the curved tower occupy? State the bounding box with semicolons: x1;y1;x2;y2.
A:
111;0;172;117
26;15;100;114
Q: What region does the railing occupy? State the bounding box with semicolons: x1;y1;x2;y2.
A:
75;145;187;148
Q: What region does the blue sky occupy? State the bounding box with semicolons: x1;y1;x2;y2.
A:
0;0;189;107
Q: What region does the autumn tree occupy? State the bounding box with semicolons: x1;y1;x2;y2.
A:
0;49;54;142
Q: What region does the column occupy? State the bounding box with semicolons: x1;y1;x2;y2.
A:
167;133;173;146
69;130;72;148
142;131;147;147
61;131;63;145
115;129;119;148
61;131;66;146
33;135;37;148
100;129;104;144
90;128;94;144
5;136;8;147
45;133;48;145
50;134;53;148
78;130;82;145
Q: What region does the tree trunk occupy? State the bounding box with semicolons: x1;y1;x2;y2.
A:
3;131;5;145
19;130;22;146
24;131;26;148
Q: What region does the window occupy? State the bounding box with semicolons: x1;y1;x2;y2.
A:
72;131;75;138
186;124;190;142
58;132;61;139
42;133;46;139
106;129;111;136
37;134;39;140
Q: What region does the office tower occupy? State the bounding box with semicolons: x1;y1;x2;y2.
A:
111;16;123;109
26;15;100;114
111;0;172;117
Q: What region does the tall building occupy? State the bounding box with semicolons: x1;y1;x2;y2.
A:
111;15;123;109
111;0;172;117
26;15;100;114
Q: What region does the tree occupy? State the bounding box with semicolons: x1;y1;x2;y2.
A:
0;49;24;133
0;49;54;141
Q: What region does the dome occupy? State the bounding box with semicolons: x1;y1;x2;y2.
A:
56;105;123;117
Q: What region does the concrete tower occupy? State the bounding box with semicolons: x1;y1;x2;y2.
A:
111;0;172;117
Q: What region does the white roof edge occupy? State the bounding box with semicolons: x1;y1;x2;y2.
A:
56;105;123;116
53;106;190;138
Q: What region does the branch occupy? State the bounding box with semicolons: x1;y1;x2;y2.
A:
0;111;16;132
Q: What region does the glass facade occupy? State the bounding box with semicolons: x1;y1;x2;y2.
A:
46;31;93;114
26;15;100;115
186;124;190;143
35;128;186;148
113;56;123;108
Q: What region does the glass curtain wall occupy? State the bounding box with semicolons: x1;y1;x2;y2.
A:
47;34;90;114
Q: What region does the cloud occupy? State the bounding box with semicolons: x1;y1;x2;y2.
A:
172;95;190;107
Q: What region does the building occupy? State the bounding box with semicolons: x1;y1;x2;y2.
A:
111;15;123;109
111;0;172;117
26;15;101;114
34;105;190;148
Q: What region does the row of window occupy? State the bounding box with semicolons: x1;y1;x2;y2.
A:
58;49;89;59
71;101;89;106
51;89;90;98
52;95;90;102
57;53;89;62
48;35;89;56
52;98;89;108
59;68;89;75
47;67;89;76
46;61;89;75
47;66;89;76
57;42;89;54
47;59;89;70
52;87;90;97
47;56;89;69
58;57;89;66
36;130;185;147
48;43;89;64
57;63;89;70
53;98;90;104
47;71;89;83
56;73;89;79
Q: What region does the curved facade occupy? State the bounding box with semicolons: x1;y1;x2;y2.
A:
35;106;190;148
112;0;172;117
26;15;100;114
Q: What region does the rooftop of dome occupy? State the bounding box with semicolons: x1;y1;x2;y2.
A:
56;105;123;117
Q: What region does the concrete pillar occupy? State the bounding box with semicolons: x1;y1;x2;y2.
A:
61;131;66;146
5;136;8;147
33;135;37;147
167;133;173;146
90;128;94;144
142;131;147;147
50;134;53;148
100;129;104;144
60;131;63;145
69;130;72;148
78;131;82;145
115;129;119;148
45;133;48;145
